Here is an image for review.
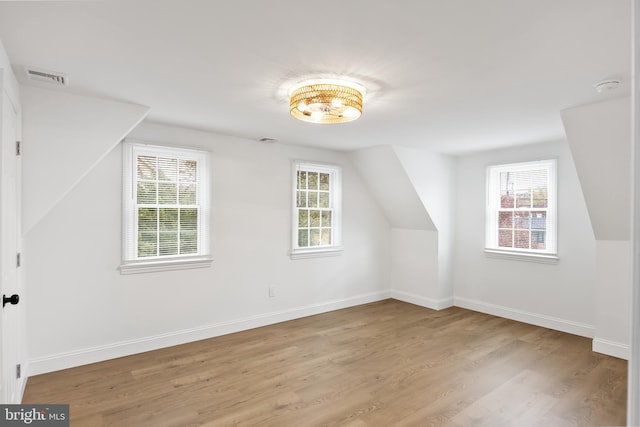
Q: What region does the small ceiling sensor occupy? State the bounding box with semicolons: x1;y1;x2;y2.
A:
594;79;620;93
258;137;277;143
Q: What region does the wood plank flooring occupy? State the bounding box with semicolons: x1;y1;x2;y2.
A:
23;300;627;426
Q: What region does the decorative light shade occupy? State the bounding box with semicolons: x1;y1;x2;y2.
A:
289;79;366;124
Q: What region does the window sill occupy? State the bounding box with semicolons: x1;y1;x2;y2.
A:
484;249;558;264
289;247;344;260
119;256;213;274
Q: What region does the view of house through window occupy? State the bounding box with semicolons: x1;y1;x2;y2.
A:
486;160;557;256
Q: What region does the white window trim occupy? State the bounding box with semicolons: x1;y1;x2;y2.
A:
485;159;558;262
120;140;212;274
290;161;343;260
289;247;344;260
119;255;213;275
484;249;559;264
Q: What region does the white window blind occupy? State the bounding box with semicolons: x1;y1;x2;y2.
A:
291;162;342;258
486;160;557;258
121;141;211;273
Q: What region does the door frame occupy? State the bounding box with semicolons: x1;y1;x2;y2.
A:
0;67;24;404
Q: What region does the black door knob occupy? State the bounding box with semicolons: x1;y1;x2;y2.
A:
3;294;19;307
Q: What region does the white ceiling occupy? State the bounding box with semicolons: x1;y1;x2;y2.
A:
0;0;631;154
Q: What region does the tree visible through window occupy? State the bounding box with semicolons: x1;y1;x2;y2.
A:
296;169;332;247
292;162;342;257
122;142;211;271
135;155;199;257
486;160;557;255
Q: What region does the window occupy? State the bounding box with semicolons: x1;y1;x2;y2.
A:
121;141;211;273
486;160;557;260
291;162;342;259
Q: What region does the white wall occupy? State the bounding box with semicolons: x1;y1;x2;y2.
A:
24;119;391;374
393;147;456;301
21;86;148;234
593;240;632;358
348;146;434;230
561;97;631;241
0;40;18;112
561;97;632;358
453;140;597;338
348;146;455;310
389;228;440;305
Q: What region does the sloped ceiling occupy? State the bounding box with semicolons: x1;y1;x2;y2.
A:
21;86;148;233
561;96;631;241
349;146;435;230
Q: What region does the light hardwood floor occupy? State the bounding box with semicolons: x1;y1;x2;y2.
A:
23;300;627;426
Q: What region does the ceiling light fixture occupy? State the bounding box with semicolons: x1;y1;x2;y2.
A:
289;78;366;124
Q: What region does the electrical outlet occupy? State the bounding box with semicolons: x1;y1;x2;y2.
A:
268;286;276;298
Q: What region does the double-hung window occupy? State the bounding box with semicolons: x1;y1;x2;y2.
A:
121;141;211;273
291;162;342;259
486;159;557;261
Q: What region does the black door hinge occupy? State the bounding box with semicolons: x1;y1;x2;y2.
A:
16;364;21;379
16;253;21;268
16;140;21;156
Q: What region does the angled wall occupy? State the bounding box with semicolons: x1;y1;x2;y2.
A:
561;96;631;241
393;147;456;302
349;145;455;309
561;97;632;359
348;145;435;230
21;86;149;234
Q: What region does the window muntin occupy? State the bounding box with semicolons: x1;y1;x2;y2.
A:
292;162;342;256
486;160;557;256
123;142;210;269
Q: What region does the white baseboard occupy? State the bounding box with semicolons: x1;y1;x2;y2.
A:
29;290;391;376
454;297;595;338
29;292;626;376
391;290;454;310
592;338;629;360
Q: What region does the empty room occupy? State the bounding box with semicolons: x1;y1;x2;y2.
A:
0;0;637;426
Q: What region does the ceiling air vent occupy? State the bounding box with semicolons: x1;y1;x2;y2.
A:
24;67;68;86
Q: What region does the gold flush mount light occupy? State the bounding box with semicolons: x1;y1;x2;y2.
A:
289;78;366;124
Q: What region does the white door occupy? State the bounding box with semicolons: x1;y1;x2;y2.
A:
0;90;22;404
